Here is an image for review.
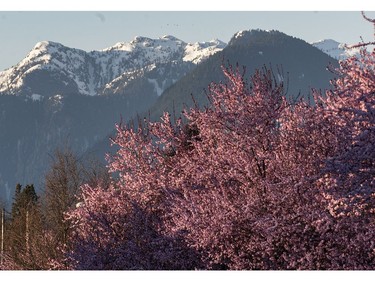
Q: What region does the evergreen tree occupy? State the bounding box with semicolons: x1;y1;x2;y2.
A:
11;183;22;219
6;183;46;269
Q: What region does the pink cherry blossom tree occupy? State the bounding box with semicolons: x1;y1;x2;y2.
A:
311;49;375;269
62;50;374;270
319;50;375;218
161;65;342;269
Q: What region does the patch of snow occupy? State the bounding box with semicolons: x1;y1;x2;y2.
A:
183;39;226;64
147;78;163;96
48;94;64;113
53;94;62;100
31;93;42;101
311;39;361;60
234;30;246;39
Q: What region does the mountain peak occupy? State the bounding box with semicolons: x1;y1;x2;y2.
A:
311;39;360;60
233;29;277;38
312;39;340;45
228;29;284;46
183;39;227;64
129;35;184;45
32;40;68;52
233;30;253;40
160;35;180;41
207;39;227;48
131;36;153;44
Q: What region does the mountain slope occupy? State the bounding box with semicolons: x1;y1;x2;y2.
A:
149;29;340;119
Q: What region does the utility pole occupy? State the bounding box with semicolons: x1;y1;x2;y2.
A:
25;210;29;254
1;208;3;265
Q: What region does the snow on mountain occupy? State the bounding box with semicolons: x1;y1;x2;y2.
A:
183;39;226;64
92;35;186;81
0;41;94;96
311;39;361;60
0;36;226;97
232;29;274;40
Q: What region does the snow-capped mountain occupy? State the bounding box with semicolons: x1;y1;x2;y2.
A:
0;35;226;207
311;39;360;60
0;36;226;98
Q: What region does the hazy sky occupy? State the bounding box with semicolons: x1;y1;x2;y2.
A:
0;5;374;71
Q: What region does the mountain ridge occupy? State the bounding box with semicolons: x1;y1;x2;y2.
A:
148;29;340;120
0;36;226;98
0;31;357;101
